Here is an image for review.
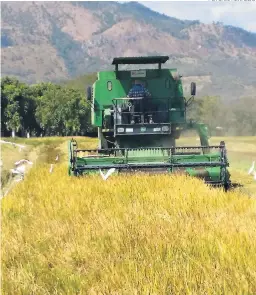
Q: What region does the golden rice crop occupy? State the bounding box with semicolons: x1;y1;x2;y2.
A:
2;159;256;295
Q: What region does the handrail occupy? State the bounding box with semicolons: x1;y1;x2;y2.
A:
112;97;186;125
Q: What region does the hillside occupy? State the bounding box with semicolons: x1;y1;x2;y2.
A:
1;1;256;99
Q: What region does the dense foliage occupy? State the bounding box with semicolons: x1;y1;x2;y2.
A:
1;76;91;137
1;76;255;137
187;95;256;136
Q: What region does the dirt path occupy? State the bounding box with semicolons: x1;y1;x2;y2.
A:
0;136;73;198
1;143;42;198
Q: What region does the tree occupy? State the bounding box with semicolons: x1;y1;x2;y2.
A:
1;77;23;137
187;96;224;134
35;84;90;136
231;97;256;135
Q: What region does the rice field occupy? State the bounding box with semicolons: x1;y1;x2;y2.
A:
1;136;256;294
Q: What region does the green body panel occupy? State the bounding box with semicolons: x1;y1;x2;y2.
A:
75;153;221;168
92;69;185;127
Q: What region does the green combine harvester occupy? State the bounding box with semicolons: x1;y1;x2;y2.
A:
68;56;231;190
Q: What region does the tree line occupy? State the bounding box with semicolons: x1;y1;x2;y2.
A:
1;76;255;137
1;76;93;137
187;95;256;136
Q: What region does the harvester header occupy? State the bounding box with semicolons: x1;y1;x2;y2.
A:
68;55;231;190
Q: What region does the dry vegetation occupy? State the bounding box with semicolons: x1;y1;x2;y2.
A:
1;136;256;294
1;44;68;83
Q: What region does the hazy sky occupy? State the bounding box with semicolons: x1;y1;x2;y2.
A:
141;1;256;33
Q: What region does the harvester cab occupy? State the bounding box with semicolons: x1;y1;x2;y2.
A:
69;56;231;190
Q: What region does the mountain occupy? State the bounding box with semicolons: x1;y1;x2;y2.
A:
1;1;256;99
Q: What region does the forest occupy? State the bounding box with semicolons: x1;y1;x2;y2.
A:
1;76;256;137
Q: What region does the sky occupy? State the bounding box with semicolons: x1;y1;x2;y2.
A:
140;1;256;33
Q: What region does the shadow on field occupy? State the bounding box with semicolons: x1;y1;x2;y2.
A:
229;181;256;197
231;182;244;189
230;182;243;189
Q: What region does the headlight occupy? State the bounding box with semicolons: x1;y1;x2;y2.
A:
117;128;124;132
162;126;169;131
153;128;161;132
